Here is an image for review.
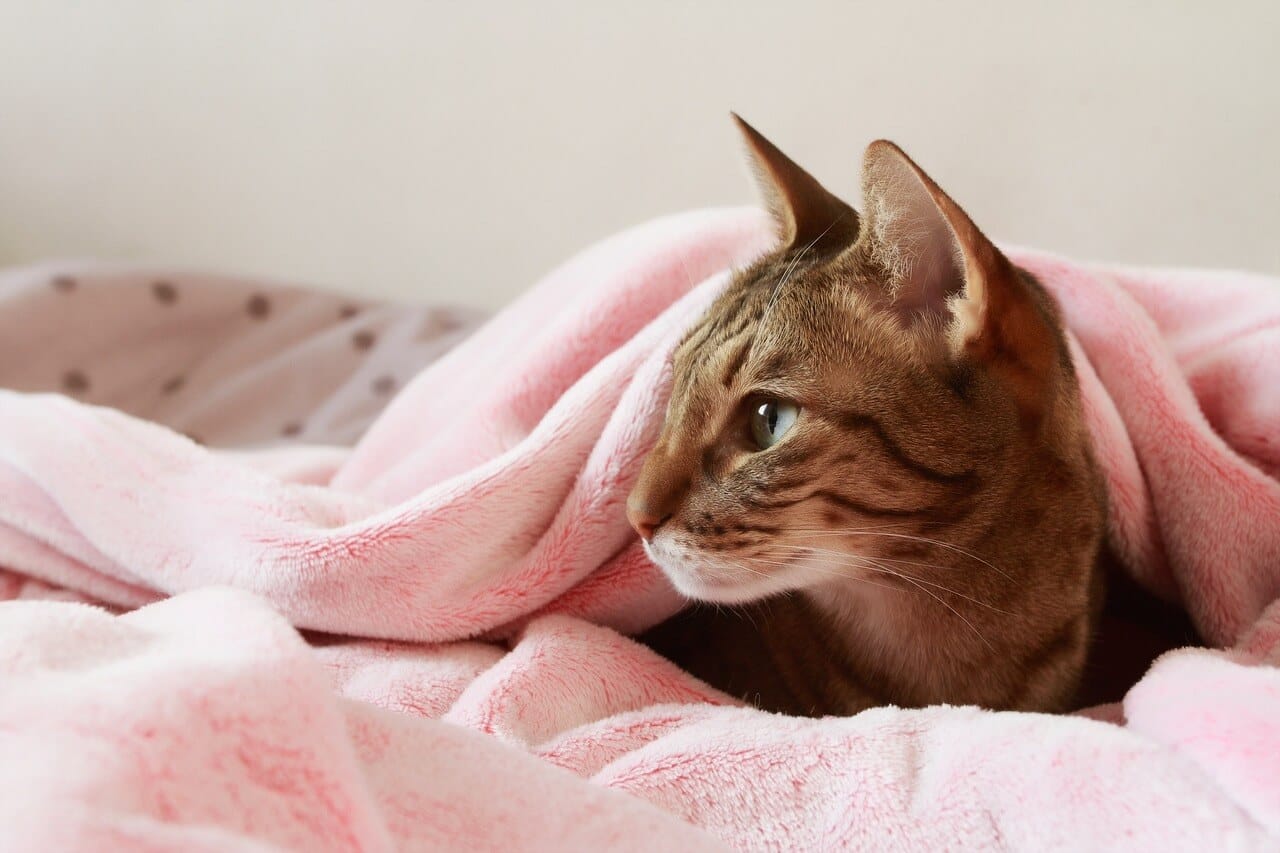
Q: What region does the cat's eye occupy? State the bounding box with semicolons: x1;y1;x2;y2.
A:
750;399;799;450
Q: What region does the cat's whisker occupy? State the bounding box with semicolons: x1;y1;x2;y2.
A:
712;558;796;599
741;546;996;649
788;520;952;533
865;558;997;652
741;553;936;604
758;213;848;329
725;560;779;583
787;528;1012;581
787;520;939;534
763;544;1013;616
736;555;905;597
720;589;766;629
762;241;813;318
674;249;698;292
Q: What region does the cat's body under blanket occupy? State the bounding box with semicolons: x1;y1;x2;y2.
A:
639;543;1198;716
629;121;1196;716
631;123;1111;715
0;207;1277;849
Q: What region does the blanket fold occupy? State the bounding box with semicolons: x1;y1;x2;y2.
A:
0;208;1277;850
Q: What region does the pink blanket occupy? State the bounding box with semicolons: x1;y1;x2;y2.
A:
1;208;1278;850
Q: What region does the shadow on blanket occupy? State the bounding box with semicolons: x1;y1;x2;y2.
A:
1077;549;1202;712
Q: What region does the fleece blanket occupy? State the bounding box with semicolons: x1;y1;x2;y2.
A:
0;208;1278;851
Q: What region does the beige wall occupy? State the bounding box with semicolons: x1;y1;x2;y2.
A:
2;2;1277;309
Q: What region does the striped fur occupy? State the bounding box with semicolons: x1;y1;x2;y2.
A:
631;122;1106;716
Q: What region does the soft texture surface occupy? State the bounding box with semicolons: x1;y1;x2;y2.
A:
0;208;1277;850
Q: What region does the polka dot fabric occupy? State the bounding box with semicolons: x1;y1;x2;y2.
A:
0;263;484;448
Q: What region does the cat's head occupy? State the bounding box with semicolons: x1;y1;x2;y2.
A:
627;116;1092;605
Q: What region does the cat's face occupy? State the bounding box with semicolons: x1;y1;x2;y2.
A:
628;118;1076;605
634;247;992;604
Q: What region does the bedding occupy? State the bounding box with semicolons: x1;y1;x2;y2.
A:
0;209;1277;850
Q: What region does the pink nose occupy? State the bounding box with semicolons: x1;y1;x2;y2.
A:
626;498;671;541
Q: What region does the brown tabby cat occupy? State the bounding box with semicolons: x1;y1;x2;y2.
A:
629;116;1108;716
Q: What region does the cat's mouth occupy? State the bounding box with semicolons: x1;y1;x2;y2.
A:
643;535;811;605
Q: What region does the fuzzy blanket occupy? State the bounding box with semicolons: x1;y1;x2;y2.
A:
1;209;1278;851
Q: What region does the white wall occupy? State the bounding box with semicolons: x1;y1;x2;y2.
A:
2;2;1277;308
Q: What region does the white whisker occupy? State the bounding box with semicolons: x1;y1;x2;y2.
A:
864;556;996;652
757;213;849;331
765;544;1012;616
736;554;905;596
788;528;1011;581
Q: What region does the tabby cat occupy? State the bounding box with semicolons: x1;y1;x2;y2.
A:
629;116;1107;716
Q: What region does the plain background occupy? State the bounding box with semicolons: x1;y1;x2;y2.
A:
1;2;1277;309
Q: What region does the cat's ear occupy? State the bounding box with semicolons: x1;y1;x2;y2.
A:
856;141;1058;416
732;113;858;251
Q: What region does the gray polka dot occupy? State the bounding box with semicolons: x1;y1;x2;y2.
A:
352;330;376;351
246;294;271;319
371;375;396;395
339;305;360;319
161;375;186;394
62;370;89;394
416;311;466;341
51;275;77;293
152;280;178;304
282;421;303;437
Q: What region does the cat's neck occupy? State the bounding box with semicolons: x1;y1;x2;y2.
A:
799;561;1003;710
719;530;1066;715
639;543;1005;717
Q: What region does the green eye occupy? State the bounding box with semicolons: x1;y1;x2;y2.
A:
750;400;799;450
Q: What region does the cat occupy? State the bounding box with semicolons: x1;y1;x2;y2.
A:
629;116;1109;716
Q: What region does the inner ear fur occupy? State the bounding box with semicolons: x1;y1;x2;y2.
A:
855;140;1061;420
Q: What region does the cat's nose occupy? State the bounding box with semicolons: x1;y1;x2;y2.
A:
626;498;671;541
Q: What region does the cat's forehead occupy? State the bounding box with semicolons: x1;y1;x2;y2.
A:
671;251;899;398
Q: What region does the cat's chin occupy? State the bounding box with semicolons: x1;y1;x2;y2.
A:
643;538;800;605
667;572;792;605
